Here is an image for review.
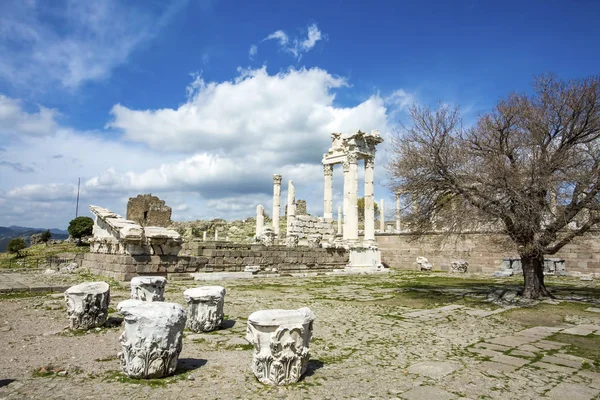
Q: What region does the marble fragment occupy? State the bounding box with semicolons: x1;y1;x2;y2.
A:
64;281;110;330
184;286;226;332
245;307;315;385
117;299;186;379
130;276;167;302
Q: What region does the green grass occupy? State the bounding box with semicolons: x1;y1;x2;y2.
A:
0;242;89;269
546;333;600;371
501;302;591;328
102;370;190;387
0;291;52;300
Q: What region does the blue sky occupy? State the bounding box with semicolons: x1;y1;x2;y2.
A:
0;0;599;229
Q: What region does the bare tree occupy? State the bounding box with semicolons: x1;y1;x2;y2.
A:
387;75;600;298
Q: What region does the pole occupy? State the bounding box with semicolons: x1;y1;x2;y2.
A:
75;177;80;218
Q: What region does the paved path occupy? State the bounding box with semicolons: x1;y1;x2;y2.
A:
0;273;71;293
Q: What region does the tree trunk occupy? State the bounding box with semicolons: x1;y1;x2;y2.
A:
520;253;552;299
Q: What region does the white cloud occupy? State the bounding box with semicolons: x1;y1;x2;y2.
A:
0;66;405;228
0;95;59;136
0;0;186;91
300;24;322;52
108;66;385;157
264;30;289;46
261;23;325;59
249;44;258;59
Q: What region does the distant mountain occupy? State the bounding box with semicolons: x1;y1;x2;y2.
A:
0;226;69;252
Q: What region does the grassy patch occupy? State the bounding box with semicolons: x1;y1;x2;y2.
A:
102;370;189;387
501;302;591;328
546;333;600;371
32;365;68;377
95;355;119;362
0;291;51;300
318;348;357;365
0;242;89;269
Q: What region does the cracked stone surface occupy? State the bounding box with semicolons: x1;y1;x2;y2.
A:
0;270;599;399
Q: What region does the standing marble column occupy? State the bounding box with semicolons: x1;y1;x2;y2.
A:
396;191;401;232
379;199;385;232
272;174;282;235
364;157;375;244
286;180;296;236
214;230;218;241
346;153;359;245
337;205;342;235
256;205;264;238
323;164;333;219
202;231;207;241
342;160;350;241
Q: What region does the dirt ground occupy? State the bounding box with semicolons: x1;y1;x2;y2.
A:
1;271;600;400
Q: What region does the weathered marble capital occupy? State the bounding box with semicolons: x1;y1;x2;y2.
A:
347;152;358;164
117;300;186;379
130;276;167;302
450;260;468;273
307;234;322;248
365;157;375;169
183;286;226;332
323;164;333;177
245;307;315;386
342;160;350;172
64;281;110;330
285;234;299;248
273;174;282;185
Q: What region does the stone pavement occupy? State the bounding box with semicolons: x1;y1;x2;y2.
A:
0;271;599;399
0;273;71;293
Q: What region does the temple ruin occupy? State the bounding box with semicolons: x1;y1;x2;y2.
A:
126;194;172;227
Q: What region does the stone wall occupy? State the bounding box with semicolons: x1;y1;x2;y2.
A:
81;241;349;281
289;215;335;241
376;231;600;274
126;194;172;227
296;200;307;215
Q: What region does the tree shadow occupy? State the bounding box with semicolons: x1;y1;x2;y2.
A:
175;358;207;374
0;379;15;388
302;359;324;378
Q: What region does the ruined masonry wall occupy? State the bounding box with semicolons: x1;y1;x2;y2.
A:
81;241;349;281
376;231;600;274
289;215;335;239
126;194;172;227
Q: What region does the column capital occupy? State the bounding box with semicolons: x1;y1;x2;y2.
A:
342;160;350;172
347;152;358;164
365;157;375;169
273;174;282;184
323;164;333;176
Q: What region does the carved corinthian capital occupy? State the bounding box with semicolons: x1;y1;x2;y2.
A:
365;157;375;169
245;308;315;386
342;160;350;172
117;300;186;379
323;164;333;177
347;152;358;164
64;282;110;330
273;174;282;185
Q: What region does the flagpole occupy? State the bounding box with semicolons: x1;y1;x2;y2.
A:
75;177;80;218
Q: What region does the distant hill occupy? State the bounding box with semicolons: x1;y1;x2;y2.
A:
0;226;69;252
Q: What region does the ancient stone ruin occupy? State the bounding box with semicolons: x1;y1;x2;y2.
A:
245;307;315;385
89;205;182;256
126;194;172;227
117;299;186;379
